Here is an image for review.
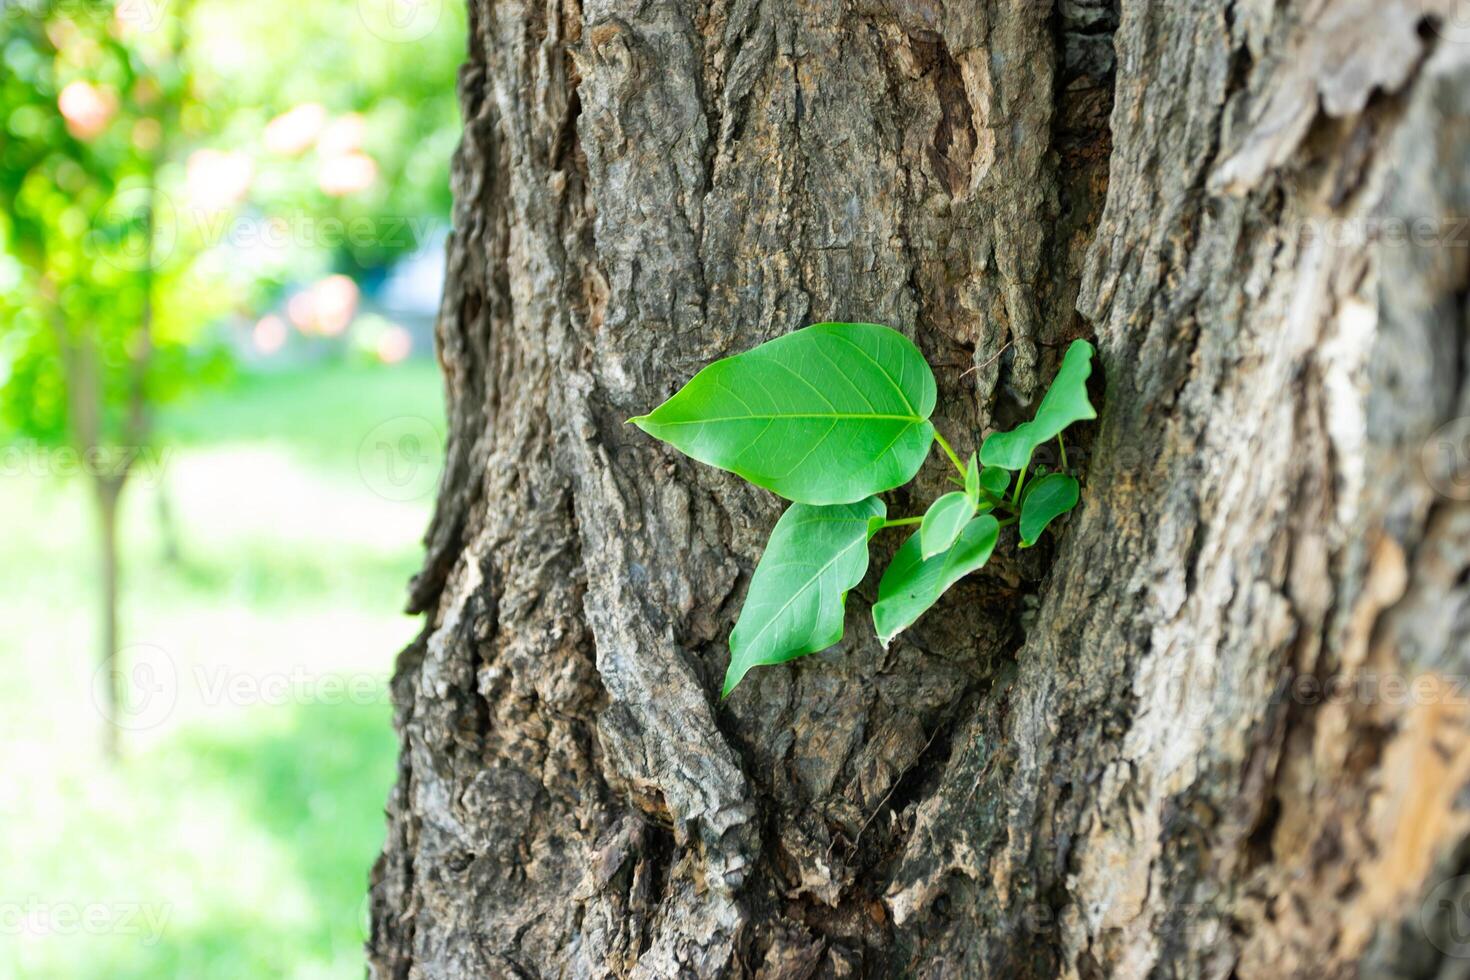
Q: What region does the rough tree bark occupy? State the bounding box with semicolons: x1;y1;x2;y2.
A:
369;1;1470;976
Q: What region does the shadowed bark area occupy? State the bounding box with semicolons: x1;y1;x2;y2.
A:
370;1;1470;976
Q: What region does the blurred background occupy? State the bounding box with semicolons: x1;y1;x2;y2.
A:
0;0;463;975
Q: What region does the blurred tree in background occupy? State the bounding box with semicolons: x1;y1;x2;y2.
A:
1;2;210;752
0;0;464;754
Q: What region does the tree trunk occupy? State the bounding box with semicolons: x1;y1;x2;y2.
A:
96;478;122;760
156;480;182;565
370;1;1470;976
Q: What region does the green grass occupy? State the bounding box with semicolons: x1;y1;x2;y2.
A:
0;359;442;979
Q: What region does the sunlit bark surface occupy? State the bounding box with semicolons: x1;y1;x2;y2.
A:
371;2;1470;976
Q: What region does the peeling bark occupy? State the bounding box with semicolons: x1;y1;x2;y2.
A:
371;2;1470;976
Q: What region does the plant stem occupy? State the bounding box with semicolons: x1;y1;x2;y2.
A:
1012;458;1030;506
996;516;1018;528
880;516;924;529
1057;436;1068;471
932;430;966;478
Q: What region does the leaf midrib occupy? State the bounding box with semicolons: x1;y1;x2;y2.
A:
648;412;923;426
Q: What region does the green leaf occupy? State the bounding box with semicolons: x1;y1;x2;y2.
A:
725;497;885;696
631;323;937;504
964;452;980;501
920;491;976;559
872;515;1000;645
1019;473;1080;548
979;339;1097;471
978;466;1010;499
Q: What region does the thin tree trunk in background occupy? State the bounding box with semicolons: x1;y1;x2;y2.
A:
372;2;1470;976
156;483;181;565
51;321;133;759
96;479;121;761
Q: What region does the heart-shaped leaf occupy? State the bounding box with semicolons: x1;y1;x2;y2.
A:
978;465;1010;500
872;514;1000;645
631;323;937;504
979;339;1096;471
725;497;885;695
920;491;976;559
1019;473;1080;547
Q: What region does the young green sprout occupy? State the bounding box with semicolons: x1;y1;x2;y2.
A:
631;323;1097;695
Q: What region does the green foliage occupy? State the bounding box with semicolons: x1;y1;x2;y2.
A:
1019;472;1080;548
724;497;884;696
631;323;936;505
188;0;464;272
0;0;464;447
0;4;228;448
978;465;1010;500
920;491;976;559
979;340;1097;470
873;515;1000;645
633;325;1100;693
